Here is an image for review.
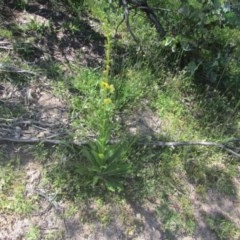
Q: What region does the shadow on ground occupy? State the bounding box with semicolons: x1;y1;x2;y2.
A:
2;1;105;77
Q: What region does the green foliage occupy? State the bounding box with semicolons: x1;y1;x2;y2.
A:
72;23;133;192
25;225;41;240
156;201;196;236
22;18;50;34
57;0;85;14
70;68;101;132
78;138;133;192
112;68;156;109
159;1;240;96
0;27;13;39
12;0;28;10
0;161;35;215
206;214;240;240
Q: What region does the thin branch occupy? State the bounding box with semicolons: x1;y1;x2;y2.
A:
225;138;240;143
0;136;67;145
0;46;13;50
0;135;239;158
121;0;139;43
141;140;240;158
148;7;172;12
125;0;166;38
115;15;125;35
0;41;12;50
0;63;38;75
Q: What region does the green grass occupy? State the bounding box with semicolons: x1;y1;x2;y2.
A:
0;27;13;39
206;214;240;240
48;37;239;240
25;225;41;240
0;160;36;215
156;201;196;236
21;17;50;34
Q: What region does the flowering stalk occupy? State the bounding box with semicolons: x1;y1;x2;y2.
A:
78;18;132;192
98;25;115;143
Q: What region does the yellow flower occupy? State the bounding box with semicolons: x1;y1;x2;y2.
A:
100;81;110;90
103;98;112;105
100;81;115;93
109;84;115;93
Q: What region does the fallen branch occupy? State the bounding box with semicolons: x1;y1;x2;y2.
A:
0;46;13;50
0;135;239;158
0;63;38;75
0;136;66;145
0;118;61;128
140;140;240;158
0;41;13;50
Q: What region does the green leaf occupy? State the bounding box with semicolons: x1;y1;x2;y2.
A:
106;141;130;165
105;181;116;192
76;165;88;175
82;147;98;166
92;176;100;187
105;180;124;192
102;162;132;176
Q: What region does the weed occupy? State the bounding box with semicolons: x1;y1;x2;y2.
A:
112;68;156;110
0;27;13;39
39;61;63;79
62;19;81;33
206;214;240;240
45;230;65;240
74;25;134;192
0;162;14;193
14;42;43;62
12;0;28;10
156;201;196;236
70;68;102;135
60;0;85;14
23;17;50;34
25;225;41;240
0;161;35;215
0;104;27;119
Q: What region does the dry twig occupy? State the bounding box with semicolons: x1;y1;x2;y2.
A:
118;0;165;42
0;63;38;75
140;140;240;158
0;134;239;157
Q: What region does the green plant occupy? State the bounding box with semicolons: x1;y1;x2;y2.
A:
25;225;41;240
23;18;50;34
12;0;28;10
0;27;13;39
159;1;240;94
75;22;133;192
206;214;240;240
156;201;196;236
70;68;101;134
0;162;15;193
0;161;35;215
78;136;133;192
58;0;85;14
45;230;65;240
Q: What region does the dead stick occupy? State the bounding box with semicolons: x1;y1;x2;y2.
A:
0;136;239;158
